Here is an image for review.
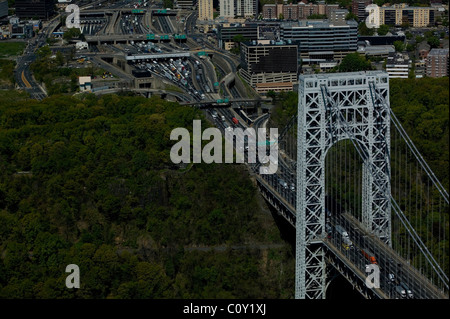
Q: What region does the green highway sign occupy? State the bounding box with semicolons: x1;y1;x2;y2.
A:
214;82;219;87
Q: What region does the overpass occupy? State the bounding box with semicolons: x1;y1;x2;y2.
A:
84;33;187;45
125;52;191;61
180;97;272;108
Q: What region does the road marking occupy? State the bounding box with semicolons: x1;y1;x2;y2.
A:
21;70;31;88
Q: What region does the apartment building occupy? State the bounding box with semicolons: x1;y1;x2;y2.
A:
426;48;449;78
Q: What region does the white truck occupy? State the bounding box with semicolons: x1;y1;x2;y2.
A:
75;41;88;50
335;225;353;249
335;225;349;239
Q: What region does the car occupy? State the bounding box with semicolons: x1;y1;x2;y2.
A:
388;273;395;284
278;178;288;189
395;285;407;299
400;282;413;298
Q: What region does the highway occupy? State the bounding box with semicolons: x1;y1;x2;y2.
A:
13;17;60;100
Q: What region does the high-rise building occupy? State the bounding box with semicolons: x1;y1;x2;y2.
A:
219;0;235;18
198;0;213;21
379;4;435;27
385;52;410;78
219;0;257;18
240;41;298;93
236;0;257;17
218;22;258;50
351;0;372;21
263;4;277;20
426;48;449;78
219;19;358;63
280;19;358;62
330;9;349;25
176;0;198;9
283;4;299;20
262;2;341;20
0;0;8;18
15;0;55;20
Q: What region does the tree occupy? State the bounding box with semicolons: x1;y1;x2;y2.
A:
358;22;375;36
63;28;81;41
415;36;424;44
345;12;358;21
36;45;51;59
55;51;65;66
393;40;405;52
427;36;440;48
231;34;248;55
377;24;390;36
406;43;415;52
308;14;327;19
335;53;373;72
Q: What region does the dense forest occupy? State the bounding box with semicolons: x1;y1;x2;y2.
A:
0;91;295;298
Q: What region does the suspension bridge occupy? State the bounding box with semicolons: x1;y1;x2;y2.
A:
241;71;448;299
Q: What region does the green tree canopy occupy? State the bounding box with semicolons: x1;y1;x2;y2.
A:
335;53;373;72
377;24;390;36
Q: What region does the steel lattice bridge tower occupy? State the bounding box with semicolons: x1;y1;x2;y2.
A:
296;71;391;299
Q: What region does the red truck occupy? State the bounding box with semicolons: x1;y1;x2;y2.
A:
232;117;239;125
361;248;377;264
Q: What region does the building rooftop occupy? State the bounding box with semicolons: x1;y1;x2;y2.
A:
428;48;449;56
280;19;357;28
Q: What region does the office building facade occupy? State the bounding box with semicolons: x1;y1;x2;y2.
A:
236;0;257;17
379;4;435;27
262;2;339;20
198;0;213;21
351;0;372;21
15;0;54;19
280;20;358;62
385;52;410;78
240;41;298;92
0;0;8;19
220;0;257;18
176;0;198;9
218;23;258;49
219;0;234;17
219;19;358;63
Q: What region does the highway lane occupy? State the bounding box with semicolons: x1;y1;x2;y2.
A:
13;15;61;100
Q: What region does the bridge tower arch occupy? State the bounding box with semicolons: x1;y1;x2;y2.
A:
295;71;391;299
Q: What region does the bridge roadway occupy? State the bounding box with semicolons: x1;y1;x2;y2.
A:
257;154;448;299
255;169;447;299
